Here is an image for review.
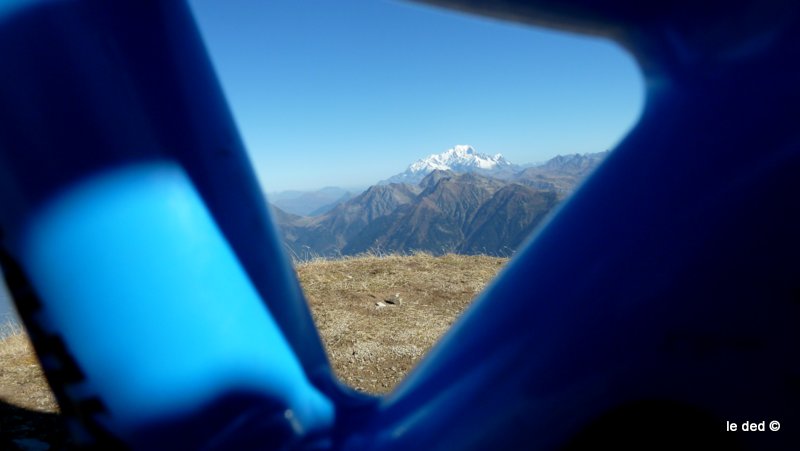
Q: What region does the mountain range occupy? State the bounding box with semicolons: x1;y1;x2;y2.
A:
270;147;608;258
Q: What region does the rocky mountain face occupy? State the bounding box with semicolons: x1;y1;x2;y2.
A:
271;151;607;257
460;184;560;255
274;183;421;257
345;172;508;255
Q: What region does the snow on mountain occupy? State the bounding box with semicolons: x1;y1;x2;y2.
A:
382;145;519;185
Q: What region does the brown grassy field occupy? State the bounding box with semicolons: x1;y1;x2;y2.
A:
1;321;65;449
0;322;59;413
297;252;507;392
0;253;507;447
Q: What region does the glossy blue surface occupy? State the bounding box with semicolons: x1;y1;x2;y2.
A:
0;0;797;449
19;162;333;442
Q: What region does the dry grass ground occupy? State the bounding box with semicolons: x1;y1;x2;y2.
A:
297;252;507;393
1;321;66;449
0;253;507;446
0;322;59;413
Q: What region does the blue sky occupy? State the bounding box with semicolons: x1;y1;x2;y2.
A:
188;0;644;192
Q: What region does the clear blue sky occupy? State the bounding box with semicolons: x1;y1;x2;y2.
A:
187;0;644;192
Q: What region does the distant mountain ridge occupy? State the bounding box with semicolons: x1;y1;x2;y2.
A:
514;151;609;192
272;150;608;258
269;186;355;216
382;145;520;185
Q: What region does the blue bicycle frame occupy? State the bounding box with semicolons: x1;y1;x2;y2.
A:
0;0;797;449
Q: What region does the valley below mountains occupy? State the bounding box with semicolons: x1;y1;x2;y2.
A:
271;149;608;258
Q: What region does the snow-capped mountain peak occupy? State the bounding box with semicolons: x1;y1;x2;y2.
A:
385;145;518;185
